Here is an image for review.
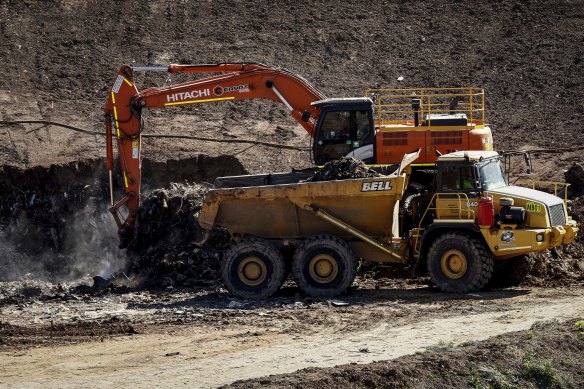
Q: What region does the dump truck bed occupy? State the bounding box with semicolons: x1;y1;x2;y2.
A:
198;170;409;243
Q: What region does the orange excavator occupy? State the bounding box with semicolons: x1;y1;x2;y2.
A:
104;62;493;243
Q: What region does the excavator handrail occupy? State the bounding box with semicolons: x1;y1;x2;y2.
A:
365;87;485;127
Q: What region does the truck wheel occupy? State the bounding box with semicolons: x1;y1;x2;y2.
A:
427;232;494;293
490;254;534;287
292;235;356;298
221;238;286;300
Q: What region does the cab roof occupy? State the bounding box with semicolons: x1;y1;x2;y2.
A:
311;97;373;108
437;150;500;162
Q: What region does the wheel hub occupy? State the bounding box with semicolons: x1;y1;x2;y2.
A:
440;249;468;279
308;254;339;284
237;256;267;286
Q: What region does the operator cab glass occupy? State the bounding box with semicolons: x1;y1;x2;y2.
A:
439;164;479;193
315;110;373;162
312;98;375;165
478;158;507;190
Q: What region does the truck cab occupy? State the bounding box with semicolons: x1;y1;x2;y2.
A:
412;150;578;292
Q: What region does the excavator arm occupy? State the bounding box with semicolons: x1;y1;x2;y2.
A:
104;62;327;245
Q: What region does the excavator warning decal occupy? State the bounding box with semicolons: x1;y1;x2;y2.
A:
112;75;124;93
132;140;139;159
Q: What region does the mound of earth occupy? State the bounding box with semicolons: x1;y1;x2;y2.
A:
1;0;583;172
224;320;584;389
0;0;583;289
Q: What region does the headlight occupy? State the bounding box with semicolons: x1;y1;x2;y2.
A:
536;233;544;242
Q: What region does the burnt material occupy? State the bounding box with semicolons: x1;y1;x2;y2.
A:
305;157;381;182
126;183;232;288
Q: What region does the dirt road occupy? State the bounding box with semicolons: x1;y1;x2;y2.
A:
1;284;582;388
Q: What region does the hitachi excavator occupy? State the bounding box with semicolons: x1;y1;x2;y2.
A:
104;62;493;243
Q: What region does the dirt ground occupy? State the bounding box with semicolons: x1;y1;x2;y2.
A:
1;280;583;388
1;0;584;388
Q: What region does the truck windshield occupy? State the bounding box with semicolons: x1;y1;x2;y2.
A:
478;159;507;190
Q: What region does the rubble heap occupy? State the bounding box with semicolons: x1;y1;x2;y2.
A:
126;183;231;288
305;157;381;182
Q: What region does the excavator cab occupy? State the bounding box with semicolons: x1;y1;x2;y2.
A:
312;98;375;164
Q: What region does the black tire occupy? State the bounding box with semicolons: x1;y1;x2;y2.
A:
292;235;357;298
221;238;286;300
490;254;534;287
427;232;494;293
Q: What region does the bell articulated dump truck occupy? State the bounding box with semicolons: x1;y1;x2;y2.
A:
196;150;578;299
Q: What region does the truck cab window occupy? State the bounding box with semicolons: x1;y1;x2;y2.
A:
440;165;477;191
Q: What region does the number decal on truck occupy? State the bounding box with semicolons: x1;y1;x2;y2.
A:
526;202;542;213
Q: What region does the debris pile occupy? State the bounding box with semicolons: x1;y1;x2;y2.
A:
0;171;124;282
305;157;381;182
565;163;584;197
125;183;232;288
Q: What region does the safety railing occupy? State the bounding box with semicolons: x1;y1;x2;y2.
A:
412;192;476;255
364;87;485;127
515;179;570;206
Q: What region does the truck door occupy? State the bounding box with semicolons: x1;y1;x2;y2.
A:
435;164;479;220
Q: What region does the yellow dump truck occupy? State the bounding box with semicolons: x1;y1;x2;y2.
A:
197;150;578;299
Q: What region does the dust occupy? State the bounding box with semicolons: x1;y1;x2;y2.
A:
0;165;126;282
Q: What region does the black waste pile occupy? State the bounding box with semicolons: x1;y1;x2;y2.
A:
126;183;232;288
0;177;124;282
565;163;584;197
305;157;381;182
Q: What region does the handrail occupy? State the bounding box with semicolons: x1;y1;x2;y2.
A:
364;87;485;127
515;179;570;206
413;192;476;254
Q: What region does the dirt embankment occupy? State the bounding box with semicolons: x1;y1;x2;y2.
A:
0;0;583;172
225;320;584;389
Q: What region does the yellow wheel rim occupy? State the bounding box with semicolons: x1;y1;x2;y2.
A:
440;249;468;279
308;254;339;284
237;256;267;286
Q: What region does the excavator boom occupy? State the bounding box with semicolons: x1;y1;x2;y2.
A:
104;63;328;244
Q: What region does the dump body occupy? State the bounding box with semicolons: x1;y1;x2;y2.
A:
199;170;409;262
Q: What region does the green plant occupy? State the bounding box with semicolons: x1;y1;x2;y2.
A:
574;320;584;330
479;367;512;389
522;354;572;389
469;373;483;389
523;330;535;340
426;372;438;383
531;318;559;329
425;340;455;352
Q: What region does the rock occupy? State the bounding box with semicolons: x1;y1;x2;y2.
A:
565;163;584;197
